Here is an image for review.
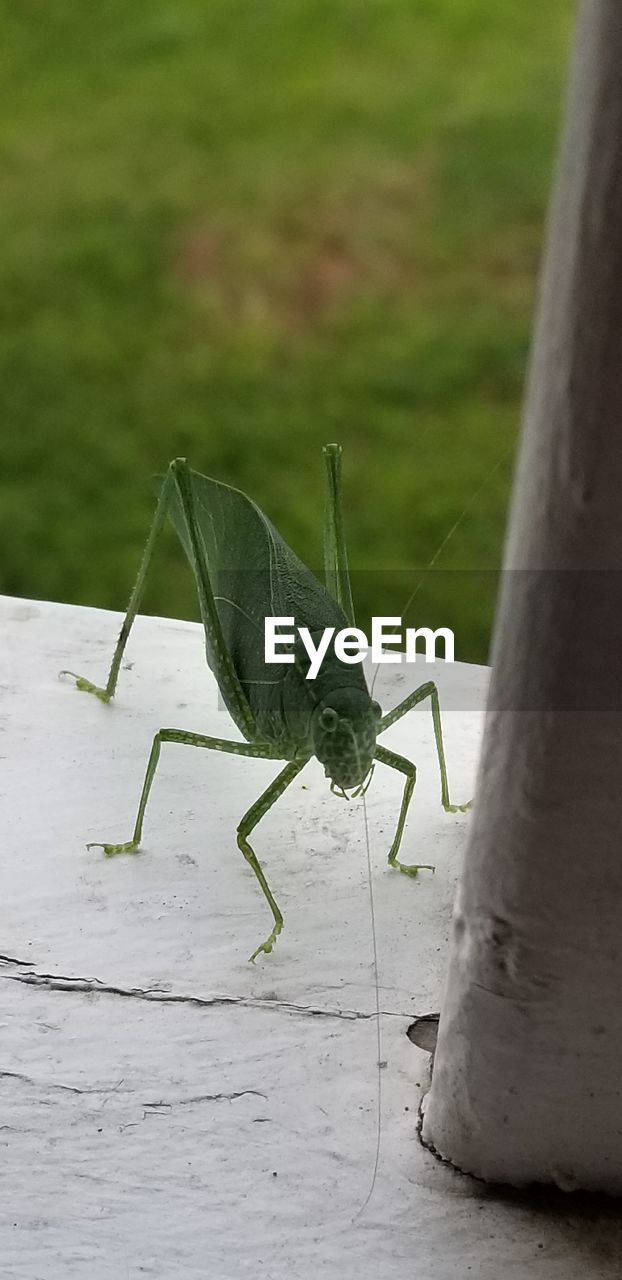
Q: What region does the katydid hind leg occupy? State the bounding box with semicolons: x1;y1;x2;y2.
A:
322;443;355;626
374;744;435;877
87;729;281;855
62;459;256;740
379;680;471;812
237;760;306;962
169;458;255;738
61;463;179;703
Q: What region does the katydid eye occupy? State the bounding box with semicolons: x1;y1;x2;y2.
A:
320;707;338;733
371;700;382;720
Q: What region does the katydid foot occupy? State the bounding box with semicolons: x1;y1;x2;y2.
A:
391;858;435;879
443;799;472;814
87;839;139;857
60;672;112;703
248;919;283;964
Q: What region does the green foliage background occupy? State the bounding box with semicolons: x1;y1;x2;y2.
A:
1;0;573;661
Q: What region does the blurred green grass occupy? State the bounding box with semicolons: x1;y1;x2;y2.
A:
0;0;573;662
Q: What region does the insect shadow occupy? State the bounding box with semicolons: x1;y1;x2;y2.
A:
62;445;470;961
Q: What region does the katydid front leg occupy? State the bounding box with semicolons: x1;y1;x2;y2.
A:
237;759;306;961
375;744;435;877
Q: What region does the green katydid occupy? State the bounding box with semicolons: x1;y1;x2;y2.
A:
62;445;469;962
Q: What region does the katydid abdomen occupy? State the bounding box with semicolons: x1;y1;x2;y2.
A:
162;467;379;784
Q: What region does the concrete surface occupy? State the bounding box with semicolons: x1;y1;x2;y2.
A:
2;595;621;1278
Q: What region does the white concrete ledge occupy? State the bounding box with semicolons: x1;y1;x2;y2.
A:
2;595;620;1278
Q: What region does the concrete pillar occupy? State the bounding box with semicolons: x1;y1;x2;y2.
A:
420;0;622;1192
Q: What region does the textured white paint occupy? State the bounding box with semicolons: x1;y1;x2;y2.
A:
422;0;622;1192
3;596;622;1276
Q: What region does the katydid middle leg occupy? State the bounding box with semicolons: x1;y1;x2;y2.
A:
379;680;471;813
87;729;281;856
87;725;305;961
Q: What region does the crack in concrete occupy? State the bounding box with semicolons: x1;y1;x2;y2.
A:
0;1069;125;1097
3;964;410;1022
143;1090;267;1110
0;1068;264;1111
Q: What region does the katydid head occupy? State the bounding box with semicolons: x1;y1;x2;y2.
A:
312;690;382;794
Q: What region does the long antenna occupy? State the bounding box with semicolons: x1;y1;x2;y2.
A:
370;453;509;697
400;455;506;627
